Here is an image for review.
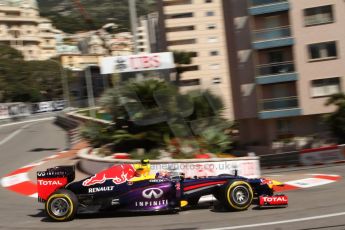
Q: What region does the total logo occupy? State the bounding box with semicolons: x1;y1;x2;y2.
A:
142;188;163;199
38;180;63;186
262;196;288;202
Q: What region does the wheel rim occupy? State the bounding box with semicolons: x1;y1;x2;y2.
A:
232;185;249;205
50;197;70;217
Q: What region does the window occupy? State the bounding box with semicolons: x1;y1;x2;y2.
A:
209;64;220;70
212;77;221;84
205;0;212;3
311;77;340;97
164;0;192;6
167;39;196;46
210;50;219;56
208;37;218;43
166;26;194;32
166;12;193;19
206;11;214;16
179;79;200;87
304;5;333;26
308;41;337;61
207;24;216;30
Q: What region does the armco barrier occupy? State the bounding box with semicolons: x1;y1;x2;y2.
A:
55;114;80;130
299;145;345;166
77;148;261;178
260;150;300;169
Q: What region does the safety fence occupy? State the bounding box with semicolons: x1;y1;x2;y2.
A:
260;145;345;168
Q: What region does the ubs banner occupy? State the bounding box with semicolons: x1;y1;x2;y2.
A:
100;52;175;74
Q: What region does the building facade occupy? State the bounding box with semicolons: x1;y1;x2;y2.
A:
224;0;345;153
158;0;235;119
0;0;61;60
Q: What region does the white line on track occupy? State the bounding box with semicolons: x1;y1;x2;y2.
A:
205;211;345;230
0;117;54;128
0;123;33;146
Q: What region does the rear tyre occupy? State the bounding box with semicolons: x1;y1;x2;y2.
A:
45;189;78;221
188;196;200;207
223;181;253;211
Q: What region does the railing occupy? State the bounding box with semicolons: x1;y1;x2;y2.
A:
253;26;291;42
249;0;287;7
261;96;298;111
256;61;294;76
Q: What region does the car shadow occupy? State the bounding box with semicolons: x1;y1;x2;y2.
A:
30;209;179;222
30;148;58;152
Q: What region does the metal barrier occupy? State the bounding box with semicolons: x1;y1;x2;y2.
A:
260;150;300;168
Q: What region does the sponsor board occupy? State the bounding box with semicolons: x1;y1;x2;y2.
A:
100;52;175;74
0;104;9;120
149;159;260;178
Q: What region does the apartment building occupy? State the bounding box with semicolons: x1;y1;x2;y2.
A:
0;0;60;60
223;0;345;153
158;0;235;119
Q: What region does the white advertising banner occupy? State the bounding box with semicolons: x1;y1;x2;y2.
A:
299;146;345;166
150;159;260;178
0;104;9;120
100;52;175;74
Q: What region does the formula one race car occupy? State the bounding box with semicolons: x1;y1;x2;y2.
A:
37;161;288;221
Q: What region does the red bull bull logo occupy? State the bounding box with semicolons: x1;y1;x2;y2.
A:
82;164;136;186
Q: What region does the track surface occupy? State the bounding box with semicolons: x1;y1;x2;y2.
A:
0;120;345;230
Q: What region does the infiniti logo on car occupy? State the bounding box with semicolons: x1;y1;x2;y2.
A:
142;188;163;199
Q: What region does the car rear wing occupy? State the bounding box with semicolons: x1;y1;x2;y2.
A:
37;165;75;202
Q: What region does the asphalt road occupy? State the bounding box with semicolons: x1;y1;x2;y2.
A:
0;119;345;230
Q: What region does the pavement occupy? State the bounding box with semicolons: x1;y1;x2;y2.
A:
0;119;345;230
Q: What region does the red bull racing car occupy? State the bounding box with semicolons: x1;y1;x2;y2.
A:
37;161;288;221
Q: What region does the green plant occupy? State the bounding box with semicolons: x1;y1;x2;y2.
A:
80;122;113;147
325;93;345;143
199;127;232;153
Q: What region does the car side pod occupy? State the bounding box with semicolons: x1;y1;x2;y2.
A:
258;195;288;208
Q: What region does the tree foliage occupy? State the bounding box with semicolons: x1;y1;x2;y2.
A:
325;93;345;143
84;79;233;156
0;45;63;103
37;0;155;33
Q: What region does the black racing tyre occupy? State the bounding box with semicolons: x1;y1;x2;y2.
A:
45;189;78;221
223;181;253;211
188;196;200;206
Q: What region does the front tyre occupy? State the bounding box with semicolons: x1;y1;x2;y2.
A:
45;189;78;221
223;181;253;211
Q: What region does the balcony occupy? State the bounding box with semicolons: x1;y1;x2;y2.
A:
248;0;289;15
252;26;293;49
259;96;301;119
256;61;298;84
